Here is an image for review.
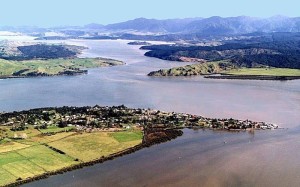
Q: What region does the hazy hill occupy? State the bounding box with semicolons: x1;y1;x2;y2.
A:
104;17;203;33
102;16;300;35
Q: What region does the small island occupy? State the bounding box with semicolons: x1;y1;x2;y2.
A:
0;42;124;79
0;105;278;186
127;41;151;45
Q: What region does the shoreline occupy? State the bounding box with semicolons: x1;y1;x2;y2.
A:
148;72;300;81
204;74;300;81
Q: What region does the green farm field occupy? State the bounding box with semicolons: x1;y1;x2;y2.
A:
0;128;142;186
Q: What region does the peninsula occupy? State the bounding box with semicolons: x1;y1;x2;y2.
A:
148;61;300;80
0;57;124;79
143;33;300;80
0;42;124;79
0;105;278;186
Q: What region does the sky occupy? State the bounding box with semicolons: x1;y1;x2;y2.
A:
0;0;299;27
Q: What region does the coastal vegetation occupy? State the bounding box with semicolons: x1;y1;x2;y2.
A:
0;105;278;186
148;61;300;80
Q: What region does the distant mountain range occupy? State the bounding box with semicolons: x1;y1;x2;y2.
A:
103;17;203;33
81;16;300;35
1;16;300;36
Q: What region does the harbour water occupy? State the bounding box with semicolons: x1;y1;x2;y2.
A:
0;39;299;186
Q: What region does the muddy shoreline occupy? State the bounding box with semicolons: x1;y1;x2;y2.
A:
205;75;300;81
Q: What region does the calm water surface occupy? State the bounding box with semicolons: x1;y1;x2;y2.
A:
0;39;299;186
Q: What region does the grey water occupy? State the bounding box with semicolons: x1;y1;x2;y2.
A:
1;39;300;186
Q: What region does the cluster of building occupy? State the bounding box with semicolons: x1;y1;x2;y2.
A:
0;105;278;134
